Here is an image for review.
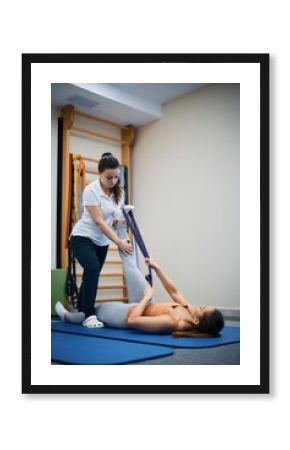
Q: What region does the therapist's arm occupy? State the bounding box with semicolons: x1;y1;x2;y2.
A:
86;205;133;254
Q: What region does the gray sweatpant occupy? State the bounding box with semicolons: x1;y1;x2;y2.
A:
95;223;151;328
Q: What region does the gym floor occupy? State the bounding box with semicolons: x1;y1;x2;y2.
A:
130;318;240;365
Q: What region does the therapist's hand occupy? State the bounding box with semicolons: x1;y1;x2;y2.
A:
118;239;134;255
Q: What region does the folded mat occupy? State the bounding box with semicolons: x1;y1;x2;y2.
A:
52;331;174;365
52;322;240;348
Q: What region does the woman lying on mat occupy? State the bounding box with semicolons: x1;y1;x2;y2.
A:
56;222;224;336
128;259;224;337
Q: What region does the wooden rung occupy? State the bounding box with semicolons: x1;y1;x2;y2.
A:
101;273;124;277
85;168;99;175
75;110;130;130
71;125;126;145
104;259;123;264
108;247;118;252
76;272;124;277
75;258;122;266
75;154;100;164
95;297;128;303
98;284;126;290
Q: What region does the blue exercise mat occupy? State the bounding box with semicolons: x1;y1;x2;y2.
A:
52;321;240;348
52;331;174;365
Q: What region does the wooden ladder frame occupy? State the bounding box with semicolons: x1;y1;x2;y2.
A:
60;105;134;304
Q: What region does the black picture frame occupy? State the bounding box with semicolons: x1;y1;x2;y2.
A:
22;53;269;394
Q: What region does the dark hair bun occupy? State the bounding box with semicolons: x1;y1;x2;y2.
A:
101;152;113;159
98;152;120;173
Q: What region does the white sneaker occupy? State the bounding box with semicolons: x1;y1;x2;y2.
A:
82;315;104;328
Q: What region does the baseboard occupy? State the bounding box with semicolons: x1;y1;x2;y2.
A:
219;308;240;319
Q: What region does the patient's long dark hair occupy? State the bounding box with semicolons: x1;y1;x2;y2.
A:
98;152;123;204
172;309;225;338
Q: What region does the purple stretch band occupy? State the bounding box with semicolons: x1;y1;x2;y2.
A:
122;208;153;286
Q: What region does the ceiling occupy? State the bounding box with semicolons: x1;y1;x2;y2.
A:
51;83;210;127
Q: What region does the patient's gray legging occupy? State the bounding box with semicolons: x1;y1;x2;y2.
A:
95;224;150;328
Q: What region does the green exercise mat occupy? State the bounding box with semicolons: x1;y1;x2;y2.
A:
51;269;67;315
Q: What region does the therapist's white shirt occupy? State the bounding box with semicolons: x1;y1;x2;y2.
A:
71;178;124;246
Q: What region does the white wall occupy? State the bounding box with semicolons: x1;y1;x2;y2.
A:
132;84;240;310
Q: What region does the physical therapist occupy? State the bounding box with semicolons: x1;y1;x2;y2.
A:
69;152;134;328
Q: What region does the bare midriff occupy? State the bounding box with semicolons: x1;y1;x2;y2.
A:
125;302;192;325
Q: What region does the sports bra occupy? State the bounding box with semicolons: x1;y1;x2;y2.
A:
125;302;186;320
